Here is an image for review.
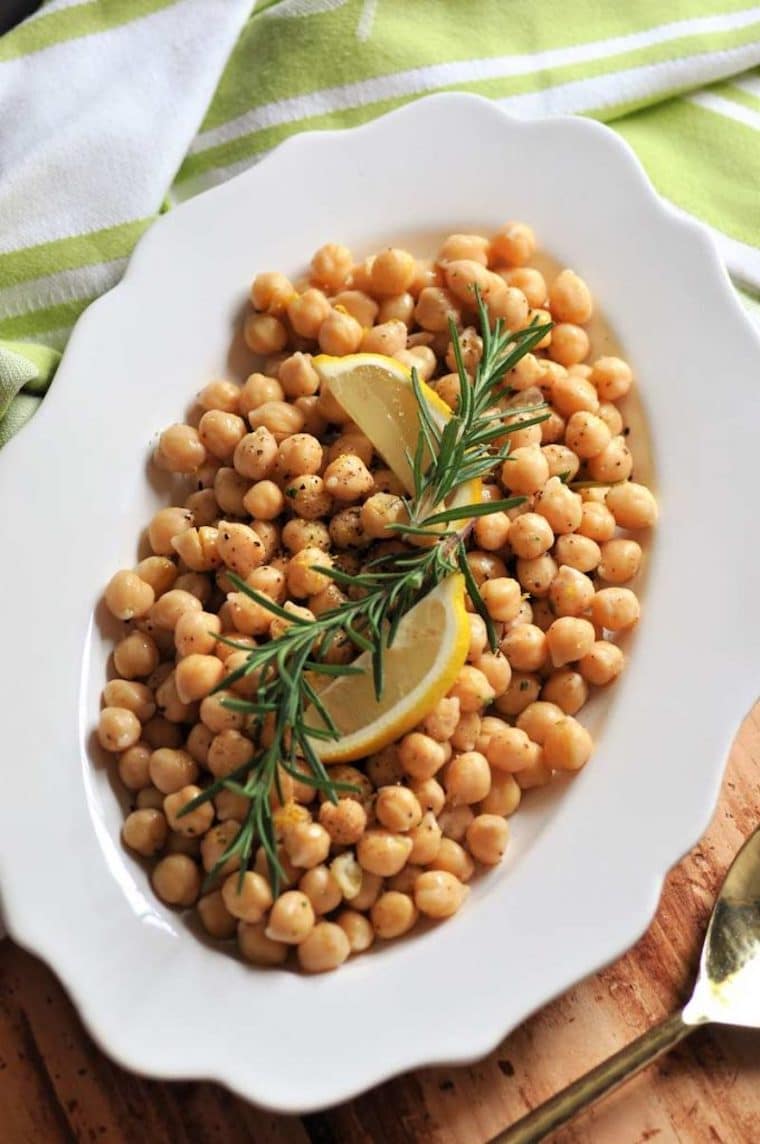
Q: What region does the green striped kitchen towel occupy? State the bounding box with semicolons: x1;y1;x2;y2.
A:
2;0;760;446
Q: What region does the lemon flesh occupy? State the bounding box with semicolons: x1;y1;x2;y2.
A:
305;573;469;763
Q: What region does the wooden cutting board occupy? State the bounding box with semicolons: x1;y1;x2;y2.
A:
1;705;759;1144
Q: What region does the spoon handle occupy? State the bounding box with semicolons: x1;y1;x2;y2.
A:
492;1009;696;1144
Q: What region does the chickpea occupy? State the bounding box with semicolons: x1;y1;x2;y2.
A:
501;408;543;450
196;890;237;940
375;786;423;833
248;400;304;443
598;401;624;437
358;492;406;541
503;267;547;307
551;373;600;418
296;865;341;916
473;652;511;697
447;665;495;713
473;511;510;552
438;233;489;265
104;570;155;622
409;778;446;817
541;668;588;715
357;829;413;877
218;870;272;924
360;319;408;356
579;640;625;686
494;671;541;717
334;289;379;328
407;812;443;864
118;742;152;790
298;921;351;973
157;423;207;474
414;286;461;332
111;631;158;682
515;754;553;789
173;654;224;704
591;587;640;631
438;805;475;843
239;374;284;420
323;453;374;502
371;892;418;940
598;538;642;584
370;248;416;295
548;269;593;324
476;579;520;626
238;920;288;965
534;477;582;535
488;283;530;329
587;436;633;483
549;565;595;617
508;513;554;559
265;890;315;944
152;853;201;907
232;427;277;482
489;222;535;267
549;323;590;367
500;624;547;672
428;838;473;883
375;291;414;327
270;601;315;639
563;411;610;460
606;482;657;530
546;616;597;668
395;344;437;381
136;786;165;811
284;288;329;339
463;616;486;664
544;716;593;771
200;820;241;876
516;553;557;597
591;356;633;401
173;572;212;607
433;372;461;411
309;242;352;291
540;444;579;483
485;723;538;773
516;700;565;746
213;467;249;515
226;591;272;637
414;870;468;919
500;445;549;496
286;474;333;520
148;747;198;794
149;589;202;633
481;770;522;817
98;706;141;752
173;610;220;659
316;798;365;846
135;556;178;598
284;546;330;599
147;507;194;557
250;270;293;313
336;909;375;954
102;680;155;723
328;505;370;549
197;409;246;462
243;311;288;355
185;722;214;767
198;378;241;414
451;711;482;753
445;751;491;806
443;258;492;305
417;698;458;746
466;814;509;865
161;784;212;837
318;308;363;355
579;500;617;542
200;689;245;734
540;409;567;445
466;550;507;586
142;717;184;750
553;533;602;574
282;821;330;870
122;808;167;856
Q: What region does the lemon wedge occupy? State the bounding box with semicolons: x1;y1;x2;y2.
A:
313;353;478;503
305;573;469;763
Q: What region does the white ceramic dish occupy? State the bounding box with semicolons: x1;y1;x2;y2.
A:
2;94;759;1113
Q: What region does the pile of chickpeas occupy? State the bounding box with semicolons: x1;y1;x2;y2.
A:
98;224;657;973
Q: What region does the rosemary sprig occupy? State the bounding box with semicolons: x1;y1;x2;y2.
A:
178;287;551;892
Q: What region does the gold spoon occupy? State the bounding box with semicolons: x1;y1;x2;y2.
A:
493;824;760;1144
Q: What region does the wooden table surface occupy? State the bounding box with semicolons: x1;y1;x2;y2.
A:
1;706;759;1144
